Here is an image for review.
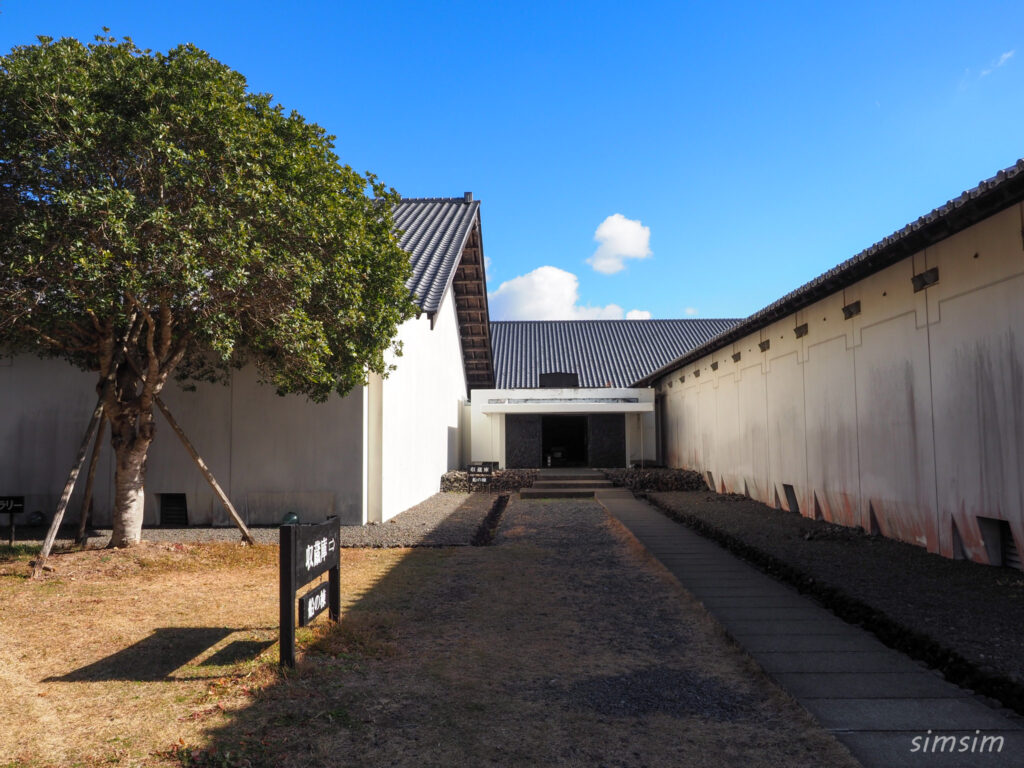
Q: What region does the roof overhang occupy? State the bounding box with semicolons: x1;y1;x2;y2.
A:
447;217;495;389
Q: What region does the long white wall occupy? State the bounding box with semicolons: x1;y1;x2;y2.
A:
374;287;467;521
0;357;111;525
657;203;1024;565
0;359;366;527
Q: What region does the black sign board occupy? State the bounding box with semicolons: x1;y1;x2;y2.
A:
298;581;330;627
280;517;341;667
1;497;23;546
293;520;340;583
468;463;493;486
0;496;24;515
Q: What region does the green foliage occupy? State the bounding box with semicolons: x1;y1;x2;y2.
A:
0;33;417;402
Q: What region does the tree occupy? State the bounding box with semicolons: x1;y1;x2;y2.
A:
0;34;418;547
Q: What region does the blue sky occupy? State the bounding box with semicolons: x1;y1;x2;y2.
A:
3;1;1023;320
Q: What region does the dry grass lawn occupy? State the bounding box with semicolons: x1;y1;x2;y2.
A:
0;500;858;768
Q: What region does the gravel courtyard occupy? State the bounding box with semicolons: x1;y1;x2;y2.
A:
1;493;859;766
193;495;857;767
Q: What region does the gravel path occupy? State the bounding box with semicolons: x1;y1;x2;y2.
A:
648;490;1024;715
26;492;490;549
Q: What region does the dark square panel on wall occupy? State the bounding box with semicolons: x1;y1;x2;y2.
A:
505;414;542;468
588;414;625;468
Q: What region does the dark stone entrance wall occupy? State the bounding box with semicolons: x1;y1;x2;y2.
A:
588;414;626;467
506;414;542;468
506;413;626;468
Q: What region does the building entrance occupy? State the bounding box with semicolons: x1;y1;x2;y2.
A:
542;415;588;467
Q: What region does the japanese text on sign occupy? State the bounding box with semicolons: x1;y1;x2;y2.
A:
305;536;336;572
306;589;327;621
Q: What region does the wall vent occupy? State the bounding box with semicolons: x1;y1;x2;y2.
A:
159;493;189;527
693;369;700;378
782;484;800;515
842;300;861;319
710;361;719;371
539;371;580;388
758;339;771;352
732;352;741;363
794;323;809;339
1005;529;1022;571
678;375;685;383
911;267;939;292
977;517;1021;569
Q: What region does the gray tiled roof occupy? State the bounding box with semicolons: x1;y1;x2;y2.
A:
637;158;1024;385
491;319;740;389
393;197;480;315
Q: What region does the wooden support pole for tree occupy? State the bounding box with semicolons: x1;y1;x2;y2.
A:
75;415;107;545
154;396;256;546
32;397;105;578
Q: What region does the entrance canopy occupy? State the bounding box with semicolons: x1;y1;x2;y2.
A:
478;387;654;414
469;387;656;469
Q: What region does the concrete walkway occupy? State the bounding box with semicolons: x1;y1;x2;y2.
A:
598;488;1024;768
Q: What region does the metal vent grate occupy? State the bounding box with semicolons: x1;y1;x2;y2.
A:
1002;522;1021;571
159;494;188;527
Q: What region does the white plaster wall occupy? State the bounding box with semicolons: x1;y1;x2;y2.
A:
0;359;366;527
0;357;112;523
625;412;658;465
656;203;1024;564
470;408;506;467
377;289;467;520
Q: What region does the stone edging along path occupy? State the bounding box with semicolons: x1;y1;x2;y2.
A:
636;490;1024;718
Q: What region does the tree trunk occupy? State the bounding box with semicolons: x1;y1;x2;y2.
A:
108;418;153;548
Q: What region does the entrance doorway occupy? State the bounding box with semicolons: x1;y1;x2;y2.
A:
542;415;588;467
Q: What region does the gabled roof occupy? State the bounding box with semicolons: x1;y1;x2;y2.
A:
392;196;481;316
637;158;1024;386
391;194;494;389
490;319;740;389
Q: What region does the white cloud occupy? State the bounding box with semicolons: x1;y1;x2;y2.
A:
981;49;1014;76
488;265;649;320
483;255;492;278
586;213;652;274
625;309;652;320
684;307;699;316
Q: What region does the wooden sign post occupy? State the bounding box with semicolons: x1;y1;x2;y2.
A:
1;497;25;546
279;516;341;667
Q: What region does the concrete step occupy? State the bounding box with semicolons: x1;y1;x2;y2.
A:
519;489;597;499
532;479;614;488
535;472;607;480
